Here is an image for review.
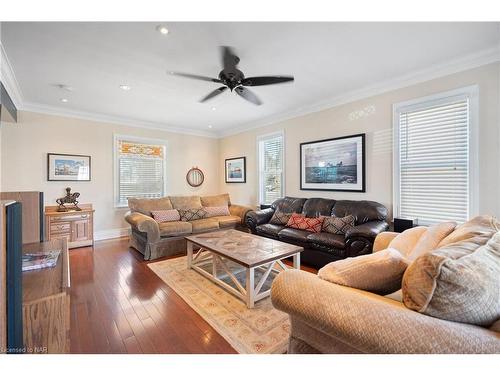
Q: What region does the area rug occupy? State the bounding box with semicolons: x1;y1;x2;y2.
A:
148;255;290;354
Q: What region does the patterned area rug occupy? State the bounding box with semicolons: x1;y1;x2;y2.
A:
148;256;290;354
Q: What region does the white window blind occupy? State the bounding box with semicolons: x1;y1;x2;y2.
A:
395;94;471;225
115;137;166;207
258;133;284;205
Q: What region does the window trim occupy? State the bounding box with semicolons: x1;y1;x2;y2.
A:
257;130;286;206
113;134;168;208
392;85;479;224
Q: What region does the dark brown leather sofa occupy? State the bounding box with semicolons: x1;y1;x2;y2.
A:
245;197;389;268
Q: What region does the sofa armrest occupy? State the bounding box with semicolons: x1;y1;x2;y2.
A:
373;231;399;252
229;204;254;223
345;220;389;241
124;211;160;242
245;208;275;233
271;270;500;353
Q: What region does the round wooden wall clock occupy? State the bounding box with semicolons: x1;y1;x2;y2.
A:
186;167;205;187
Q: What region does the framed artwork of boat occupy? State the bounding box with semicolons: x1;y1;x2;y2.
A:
300;133;365;192
225;157;246;183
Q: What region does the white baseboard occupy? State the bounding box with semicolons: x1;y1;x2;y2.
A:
95;227;130;241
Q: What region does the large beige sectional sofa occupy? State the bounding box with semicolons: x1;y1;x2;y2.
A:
124;193;252;260
271;215;500;353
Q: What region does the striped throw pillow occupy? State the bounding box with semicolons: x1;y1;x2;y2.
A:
151;209;180;223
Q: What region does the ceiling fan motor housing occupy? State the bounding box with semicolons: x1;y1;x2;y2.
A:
219;69;245;90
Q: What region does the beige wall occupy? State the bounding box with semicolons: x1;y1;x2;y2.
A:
219;63;500;220
1;111;220;237
1;63;498;239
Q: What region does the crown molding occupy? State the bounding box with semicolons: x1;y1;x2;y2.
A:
3;41;498;139
0;42;24;108
21;101;218;138
216;46;500;138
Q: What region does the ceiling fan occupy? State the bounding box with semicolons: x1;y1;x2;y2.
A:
170;46;294;106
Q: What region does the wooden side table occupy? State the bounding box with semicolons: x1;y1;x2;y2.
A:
23;239;70;353
45;204;94;249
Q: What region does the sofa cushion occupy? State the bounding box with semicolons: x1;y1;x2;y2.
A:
318;248;410;295
151;209;180;223
269;210;292;225
191;218;220;233
211;215;240;228
279;227;310;243
286;213;324;233
301;198;336;218
256;223;284;237
437;215;498;248
402;227;500;326
205;206;230;217
388;226;428;257
128;197;173;216
159;221;192;237
322;215;355;235
200;193;230;207
331;200;387;224
271;197;307;214
307;232;345;249
178;208;208;222
169;195;202;210
407;221;456;260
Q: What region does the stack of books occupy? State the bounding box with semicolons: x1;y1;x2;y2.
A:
22;250;61;272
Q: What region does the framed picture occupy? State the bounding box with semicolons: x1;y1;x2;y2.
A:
300;133;365;192
225;157;246;183
47;153;91;181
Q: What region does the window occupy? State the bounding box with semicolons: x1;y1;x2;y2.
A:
114;135;167;207
258;131;285;205
393;86;478;225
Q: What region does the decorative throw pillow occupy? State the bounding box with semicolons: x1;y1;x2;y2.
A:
402;229;500;326
204;206;230;217
318;248;410;295
151;209;180;223
269;210;292;225
322;215;355;234
286;213;324;233
178;208;208;222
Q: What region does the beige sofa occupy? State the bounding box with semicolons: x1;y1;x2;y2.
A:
271;216;500;354
124;193;252;260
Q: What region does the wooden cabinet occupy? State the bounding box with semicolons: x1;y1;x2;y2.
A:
23;239;70;353
45;204;94;249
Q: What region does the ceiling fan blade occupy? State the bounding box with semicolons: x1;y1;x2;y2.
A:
170;72;222;83
200;86;228;102
235;86;262;105
241;75;294;86
221;46;240;71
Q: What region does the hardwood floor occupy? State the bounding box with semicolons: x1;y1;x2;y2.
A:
69;237;317;354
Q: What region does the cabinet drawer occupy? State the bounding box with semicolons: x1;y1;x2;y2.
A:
51;223;71;233
51;213;90;221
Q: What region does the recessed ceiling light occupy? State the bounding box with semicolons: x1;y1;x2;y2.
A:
211;107;216;111
119;84;131;91
156;25;169;35
60;98;68;103
208;125;213;129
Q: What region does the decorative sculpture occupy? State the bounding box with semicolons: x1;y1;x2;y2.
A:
56;187;81;212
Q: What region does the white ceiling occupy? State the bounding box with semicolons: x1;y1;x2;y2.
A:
2;22;499;137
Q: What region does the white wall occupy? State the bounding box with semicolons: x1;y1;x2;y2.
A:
219;63;500;220
1;111;220;238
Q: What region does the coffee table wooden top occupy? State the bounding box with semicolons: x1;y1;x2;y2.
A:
186;229;303;268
